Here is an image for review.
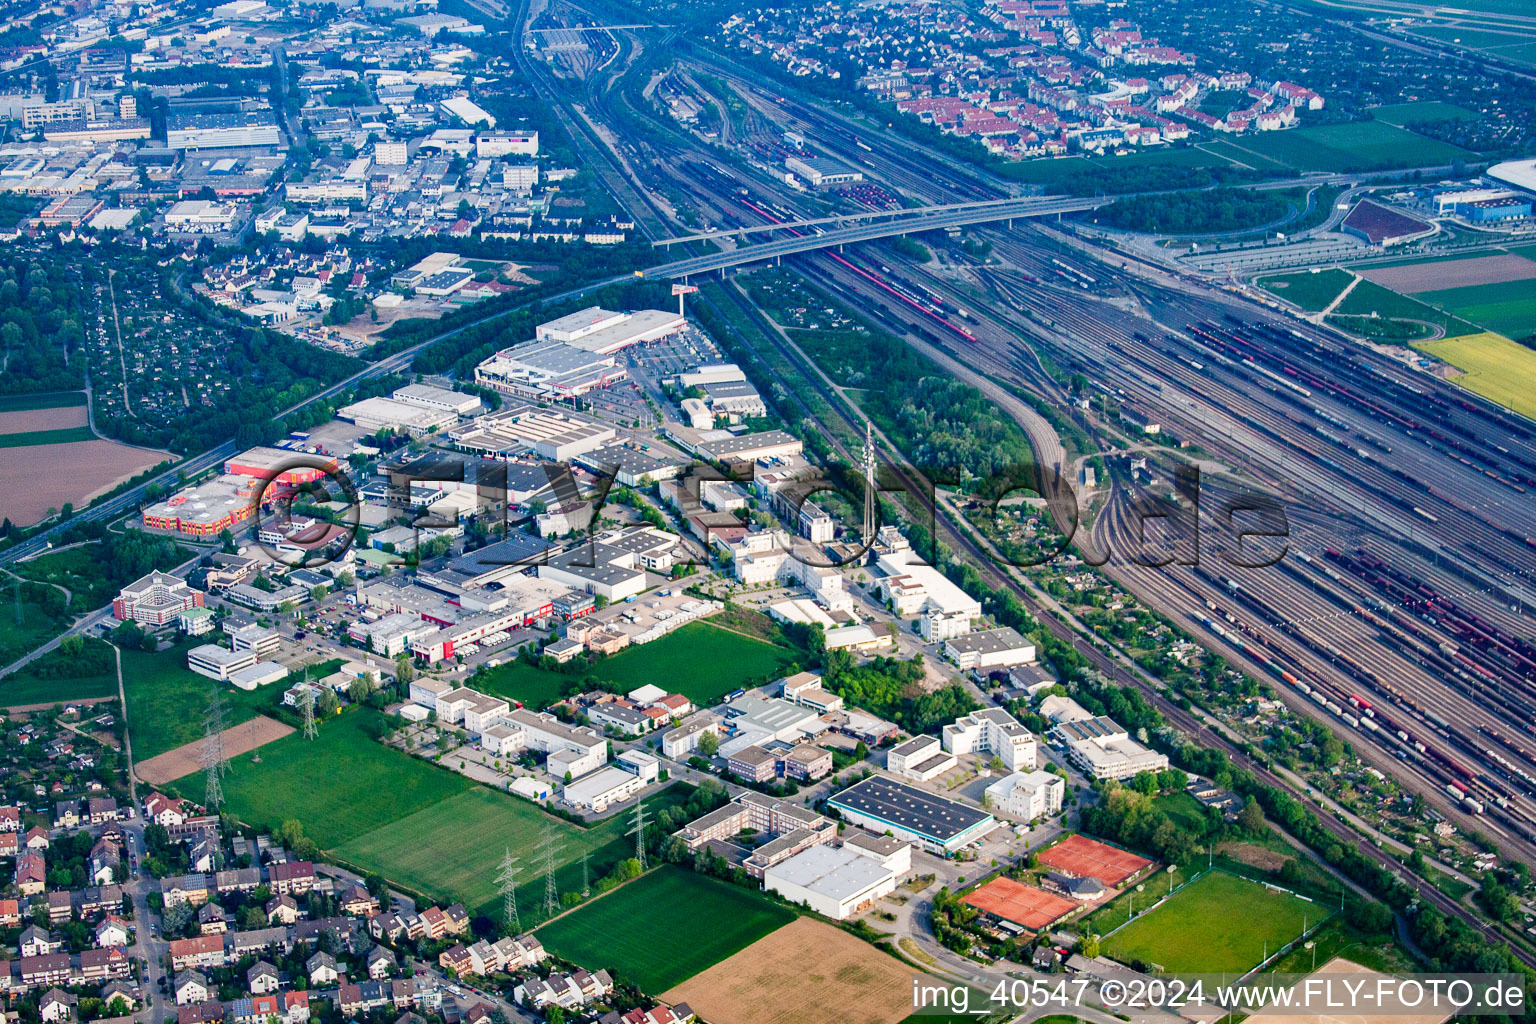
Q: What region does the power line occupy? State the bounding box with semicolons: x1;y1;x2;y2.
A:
540;821;561;919
628;798;649;871
200;686;228;810
495;846;521;934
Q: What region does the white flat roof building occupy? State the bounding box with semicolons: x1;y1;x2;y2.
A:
534;307;684;354
393;384;482;415
943;627;1036;671
1052;716;1169;781
337;396;458;436
187;644;258;681
561;766;647;812
984;769;1064;821
228;660;288;691
886;734;957;781
762;843;898;920
943;707;1037;772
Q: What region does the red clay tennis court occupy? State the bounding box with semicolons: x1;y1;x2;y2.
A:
962;877;1077;930
1037;834;1152;887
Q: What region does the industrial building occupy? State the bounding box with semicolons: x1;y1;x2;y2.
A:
886;734;958;781
167;110;280;149
784;155;864;187
473;341;627;401
534;307;685;354
762;843;898;919
187;644;258;682
942;627;1036;670
1050;715;1169;781
476;132;539;157
874;548;982;641
141;475;259;537
336;396;459;436
827;775;997;856
392;384;482;416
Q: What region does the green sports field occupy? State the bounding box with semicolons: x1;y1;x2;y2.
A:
1257;268;1354;311
1228;121;1475;173
537;865;796;992
177;708;471;847
1102;870;1319;974
1414;279;1536;343
478;619;795;709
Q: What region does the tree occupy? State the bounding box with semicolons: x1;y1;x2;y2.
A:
395;653;415;685
1238;797;1266;834
545;1008;565;1024
1079;934;1100;958
697;730;719;757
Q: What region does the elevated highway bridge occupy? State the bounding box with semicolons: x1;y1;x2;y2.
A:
637;195;1108;280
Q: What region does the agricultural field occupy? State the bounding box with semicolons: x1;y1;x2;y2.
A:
538;866;796;992
1000;147;1235;186
1230;121;1475;172
1367;101;1479;127
1414;279;1536;344
1416;332;1536;422
1256;269;1355;311
1407;25;1536;68
478;619;796;708
124;641;285;761
0;390;170;526
1101;870;1319;974
1357;253;1536;294
334;783;696;927
664;917;920;1024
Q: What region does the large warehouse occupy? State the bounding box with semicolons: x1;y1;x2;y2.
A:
827;775;996;856
762;843;899;919
534;306;684;354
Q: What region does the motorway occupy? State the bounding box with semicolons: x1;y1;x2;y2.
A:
636;196;1106;279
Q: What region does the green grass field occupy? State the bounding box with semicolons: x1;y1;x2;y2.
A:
1407;25;1536;67
1197;140;1292;172
1416;332;1536;422
0;581;76;670
1000;147;1234;186
1102;871;1319;974
0;391;87;412
1257;268;1355;311
123;641;283;760
177;707;699;926
1230;121;1475;172
1414;279;1536;343
1368;101;1479;126
0;638;118;706
1333;279;1479;336
0;426;96;448
477;620;795;708
537;865;795;992
333;784;695;925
